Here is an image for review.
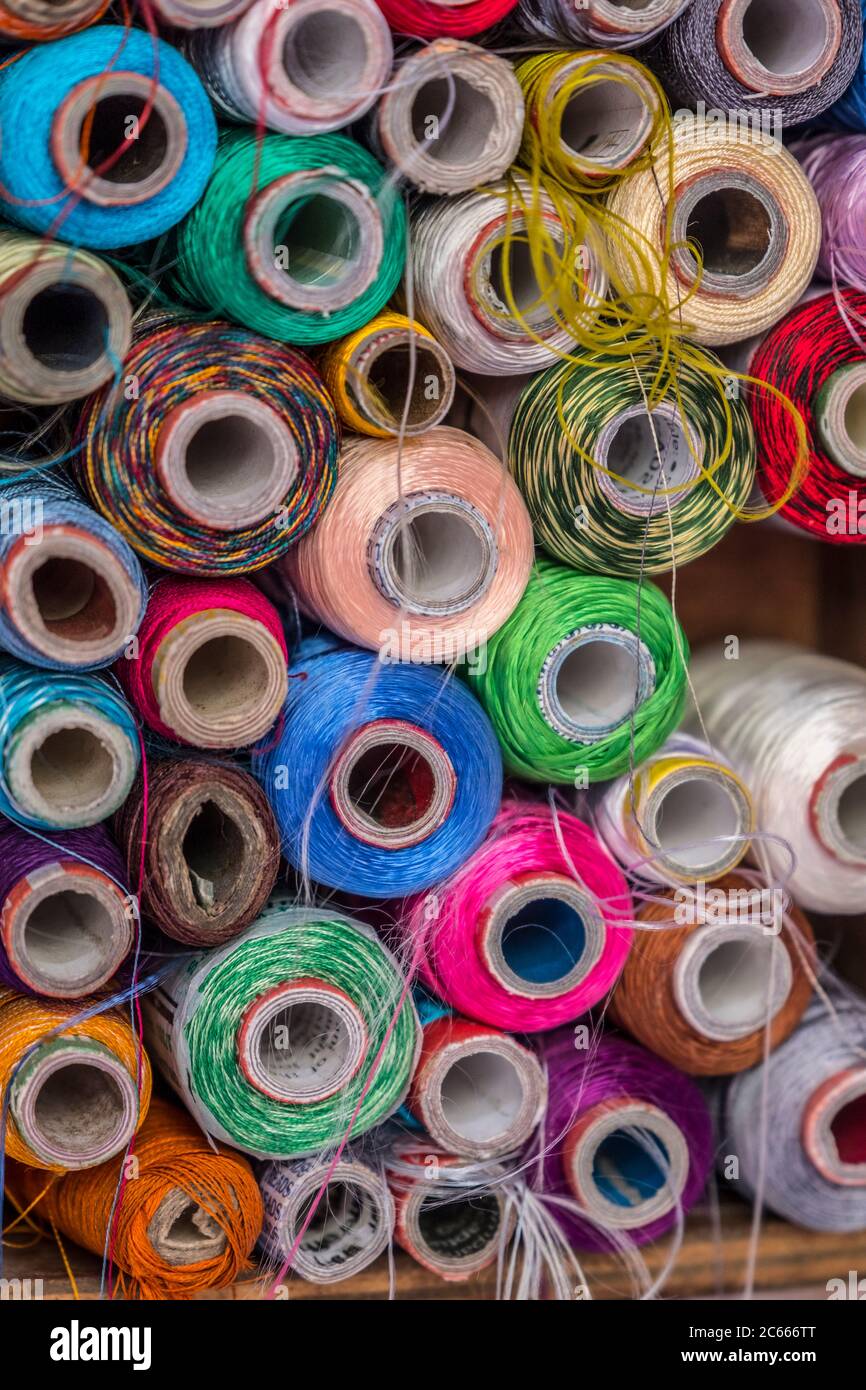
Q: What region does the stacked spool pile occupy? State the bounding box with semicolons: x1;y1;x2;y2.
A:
0;0;863;1307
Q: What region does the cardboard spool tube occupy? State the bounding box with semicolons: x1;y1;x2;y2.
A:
146;1186;229;1265
342;325;455;434
1;862;133;997
539;625;655;743
564;1096;690;1232
329;718;457;850
802;1068;866;1186
394;1179;511;1282
6;702;137;828
717;0;842;96
594;400;700;519
237;979;369;1104
52;72;189;208
153;0;251;25
638;761;753;879
478;871;606;1000
267;0;391;124
155;392;299;531
370;492;498;617
673;924;794;1042
810;753;866;866
586;0;689;41
10;1037;140;1170
2;526;141;667
1;0;105;28
261;1155;394;1283
150;607;288;749
815;364;866;478
549;56;657;174
670;170;785;297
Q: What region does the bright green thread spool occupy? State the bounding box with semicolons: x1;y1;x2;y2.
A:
508;347;756;577
143;902;420;1159
172;130;406;346
467;560;689;785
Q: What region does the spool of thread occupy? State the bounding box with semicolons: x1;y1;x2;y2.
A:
605;118;820;347
371;39;523;195
513;0;690;48
0;233;131;405
408;1015;546;1159
258;1147;394;1283
0;659;139;830
284;427;533;664
831;0;866;126
321;313;454;438
404;801;633;1032
717;997;866;1230
0;27;217;250
254;640;503;897
0;0;108;40
749;289;866;540
540;1030;713;1251
0;819;133;998
154;0;253;25
6;1097;263;1298
0;476;146;671
611;873;816;1075
187;0;392;134
648;0;863;126
173;130;405;347
374;0;518;37
387;1145;514;1282
467;560;688;786
507;346;756;577
0;988;151;1170
118;577;288;750
516;50;662;192
689;642;866;913
142;901;420;1160
114;758;280;948
77;313;339;575
794;135;866;292
409;182;607;374
595;733;754;883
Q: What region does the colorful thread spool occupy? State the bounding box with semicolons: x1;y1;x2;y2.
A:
0;233;130;405
0;476;146;671
373;0;518;37
689;642;866;913
611;872;816;1075
0;819;133;998
142;902;420;1160
0;988;151;1170
594;733;754;883
173;131;405;347
0;27;217;249
118;578;288;750
284;427;533;665
506;346;756;577
371;39;523;195
387;1144;514;1282
795;135;866;293
187;0;393;134
540;1030;713;1251
405;802;633;1032
321;313;454;439
717;997;866;1231
514;0;690;48
6;1097;263;1298
649;0;863;126
749;289;866;539
408;1015;546;1160
114;758;280;949
258;1147;394;1284
408;181;607;374
254;640;503;897
605;118;820;346
77;313;339;575
0;0;108;40
0;659;139;830
467;560;688;786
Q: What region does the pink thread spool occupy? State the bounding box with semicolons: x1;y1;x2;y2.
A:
403;802;633;1032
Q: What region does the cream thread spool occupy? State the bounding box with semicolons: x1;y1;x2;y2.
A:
478;871;606;1001
563;1097;690;1232
373;39;523;195
6;702;137;829
8;1037;141;1170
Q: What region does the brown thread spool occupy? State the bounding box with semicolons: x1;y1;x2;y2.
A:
114;758;280;948
610;872;816;1075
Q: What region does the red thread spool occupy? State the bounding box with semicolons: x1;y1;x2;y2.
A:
373;0;518;38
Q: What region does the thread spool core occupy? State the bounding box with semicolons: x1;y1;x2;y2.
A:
3;0;103;22
810;754;866;865
672;173;786;297
642;766;752;878
802;1068;866;1185
244;171;383;313
815;365;866;478
595;401;700;517
269;1160;393;1282
556;63;655;171
238;979;368;1104
539;624;656;743
410;76;494;169
417;1028;545;1158
275;4;380;121
11;1038;139;1169
674;924;793;1042
330;719;456;849
564;1097;689;1230
2;863;132;997
147;1187;227;1265
717;0;842;95
474;215;565;342
156;393;298;531
345;329;455;435
7;703;136;828
479;872;605;999
153;0;252;23
52;73;188;207
370;491;498;617
412;1189;503;1273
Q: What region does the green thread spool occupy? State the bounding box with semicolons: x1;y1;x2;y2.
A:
467;559;689;785
172;130;406;346
142;901;420;1159
508;348;756;576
